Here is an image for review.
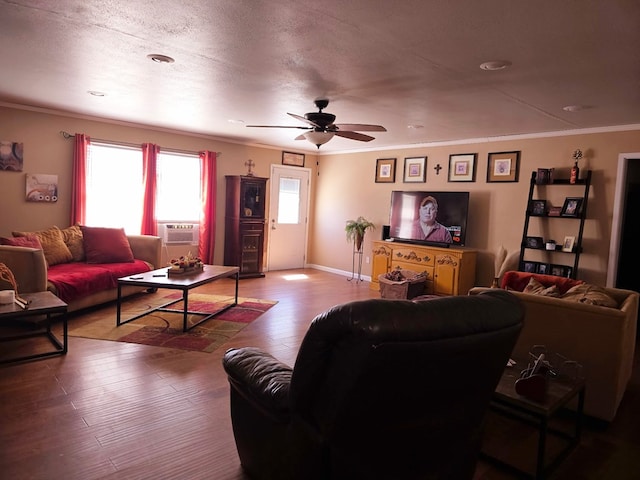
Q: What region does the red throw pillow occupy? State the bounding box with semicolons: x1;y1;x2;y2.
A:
0;235;43;249
80;226;134;263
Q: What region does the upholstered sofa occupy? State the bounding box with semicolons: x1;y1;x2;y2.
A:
0;225;161;312
470;271;639;422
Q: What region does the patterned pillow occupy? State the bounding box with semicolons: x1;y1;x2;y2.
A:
522;277;561;297
58;225;85;262
562;284;618;308
12;226;73;266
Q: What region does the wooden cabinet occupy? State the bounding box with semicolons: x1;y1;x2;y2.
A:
224;175;268;278
518;170;591;279
370;241;477;296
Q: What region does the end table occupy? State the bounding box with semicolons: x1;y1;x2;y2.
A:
0;291;68;364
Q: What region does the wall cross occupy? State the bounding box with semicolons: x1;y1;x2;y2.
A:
245;159;255;176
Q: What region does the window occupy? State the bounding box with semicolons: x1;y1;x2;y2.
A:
85;143;143;234
85;143;201;234
156;151;200;221
277;177;301;224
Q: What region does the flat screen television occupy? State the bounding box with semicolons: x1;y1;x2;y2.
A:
388;191;470;247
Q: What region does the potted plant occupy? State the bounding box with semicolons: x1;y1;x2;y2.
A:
345;216;375;252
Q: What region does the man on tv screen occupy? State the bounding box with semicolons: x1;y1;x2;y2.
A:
411;196;453;243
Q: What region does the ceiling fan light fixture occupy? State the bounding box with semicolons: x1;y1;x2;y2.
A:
304;130;335;148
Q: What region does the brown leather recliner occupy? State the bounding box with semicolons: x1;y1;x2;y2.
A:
222;290;523;480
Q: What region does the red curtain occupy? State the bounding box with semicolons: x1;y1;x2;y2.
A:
198;151;217;263
141;143;159;235
70;133;90;225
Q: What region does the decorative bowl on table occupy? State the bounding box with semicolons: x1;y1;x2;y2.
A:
168;253;204;275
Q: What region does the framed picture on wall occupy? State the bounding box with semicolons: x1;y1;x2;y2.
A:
403;156;426;183
282;151;305;167
448;153;477;182
487;151;521;183
375;158;396;183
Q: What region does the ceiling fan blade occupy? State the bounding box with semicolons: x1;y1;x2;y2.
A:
335;131;375;142
294;133;309;140
288;112;321;128
246;125;310;129
334;123;387;132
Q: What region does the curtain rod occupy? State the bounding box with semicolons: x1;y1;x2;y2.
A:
60;131;221;157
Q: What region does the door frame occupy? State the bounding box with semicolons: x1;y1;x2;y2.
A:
607;152;640;287
266;164;312;271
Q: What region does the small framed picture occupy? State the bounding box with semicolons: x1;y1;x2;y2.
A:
522;261;539;273
529;200;547;216
403;156;426;183
536;168;554;185
487;151;520;183
562;236;576;252
561;197;584;217
375;158;396;183
537;263;550;275
550;264;565;277
448;153;477;182
282;151;305;167
525;236;544;249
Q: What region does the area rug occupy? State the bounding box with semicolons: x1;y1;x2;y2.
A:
68;293;277;353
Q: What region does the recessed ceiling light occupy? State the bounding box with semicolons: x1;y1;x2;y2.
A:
479;60;512;71
147;54;175;64
562;105;588;112
407;124;424;129
87;90;106;96
228;119;245;124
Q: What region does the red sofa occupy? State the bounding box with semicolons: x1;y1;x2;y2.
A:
0;226;161;312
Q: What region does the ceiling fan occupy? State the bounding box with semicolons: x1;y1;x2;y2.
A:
247;99;386;148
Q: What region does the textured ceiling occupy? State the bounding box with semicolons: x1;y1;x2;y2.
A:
1;0;639;153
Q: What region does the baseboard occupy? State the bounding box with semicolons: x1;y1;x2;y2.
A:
306;264;371;283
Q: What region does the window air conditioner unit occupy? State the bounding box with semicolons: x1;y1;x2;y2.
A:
159;223;199;245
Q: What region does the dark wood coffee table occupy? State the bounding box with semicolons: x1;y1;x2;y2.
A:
116;265;240;332
482;361;585;480
0;291;68;364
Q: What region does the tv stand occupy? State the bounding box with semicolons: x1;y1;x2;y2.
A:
371;240;477;296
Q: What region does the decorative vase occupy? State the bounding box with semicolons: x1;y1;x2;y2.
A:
355;232;364;252
491;277;500;288
570;161;580;184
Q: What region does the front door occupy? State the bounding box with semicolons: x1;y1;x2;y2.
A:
267;165;311;271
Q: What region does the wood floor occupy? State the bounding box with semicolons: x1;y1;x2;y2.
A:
1;269;639;479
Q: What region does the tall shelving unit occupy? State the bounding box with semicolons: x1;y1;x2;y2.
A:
518;170;592;279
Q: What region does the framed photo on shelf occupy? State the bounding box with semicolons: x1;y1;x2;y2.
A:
550;264;566;277
487;151;520;183
375;158;396;183
522;261;539;273
403;156;426;183
561;197;583;217
562;235;576;252
525;236;544;249
536;168;554;184
281;151;305;167
537;263;550;275
448;153;476;182
529;200;547;216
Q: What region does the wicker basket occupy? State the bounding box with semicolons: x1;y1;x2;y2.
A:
378;268;427;299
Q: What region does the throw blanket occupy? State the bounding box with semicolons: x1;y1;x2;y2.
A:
47;260;151;303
